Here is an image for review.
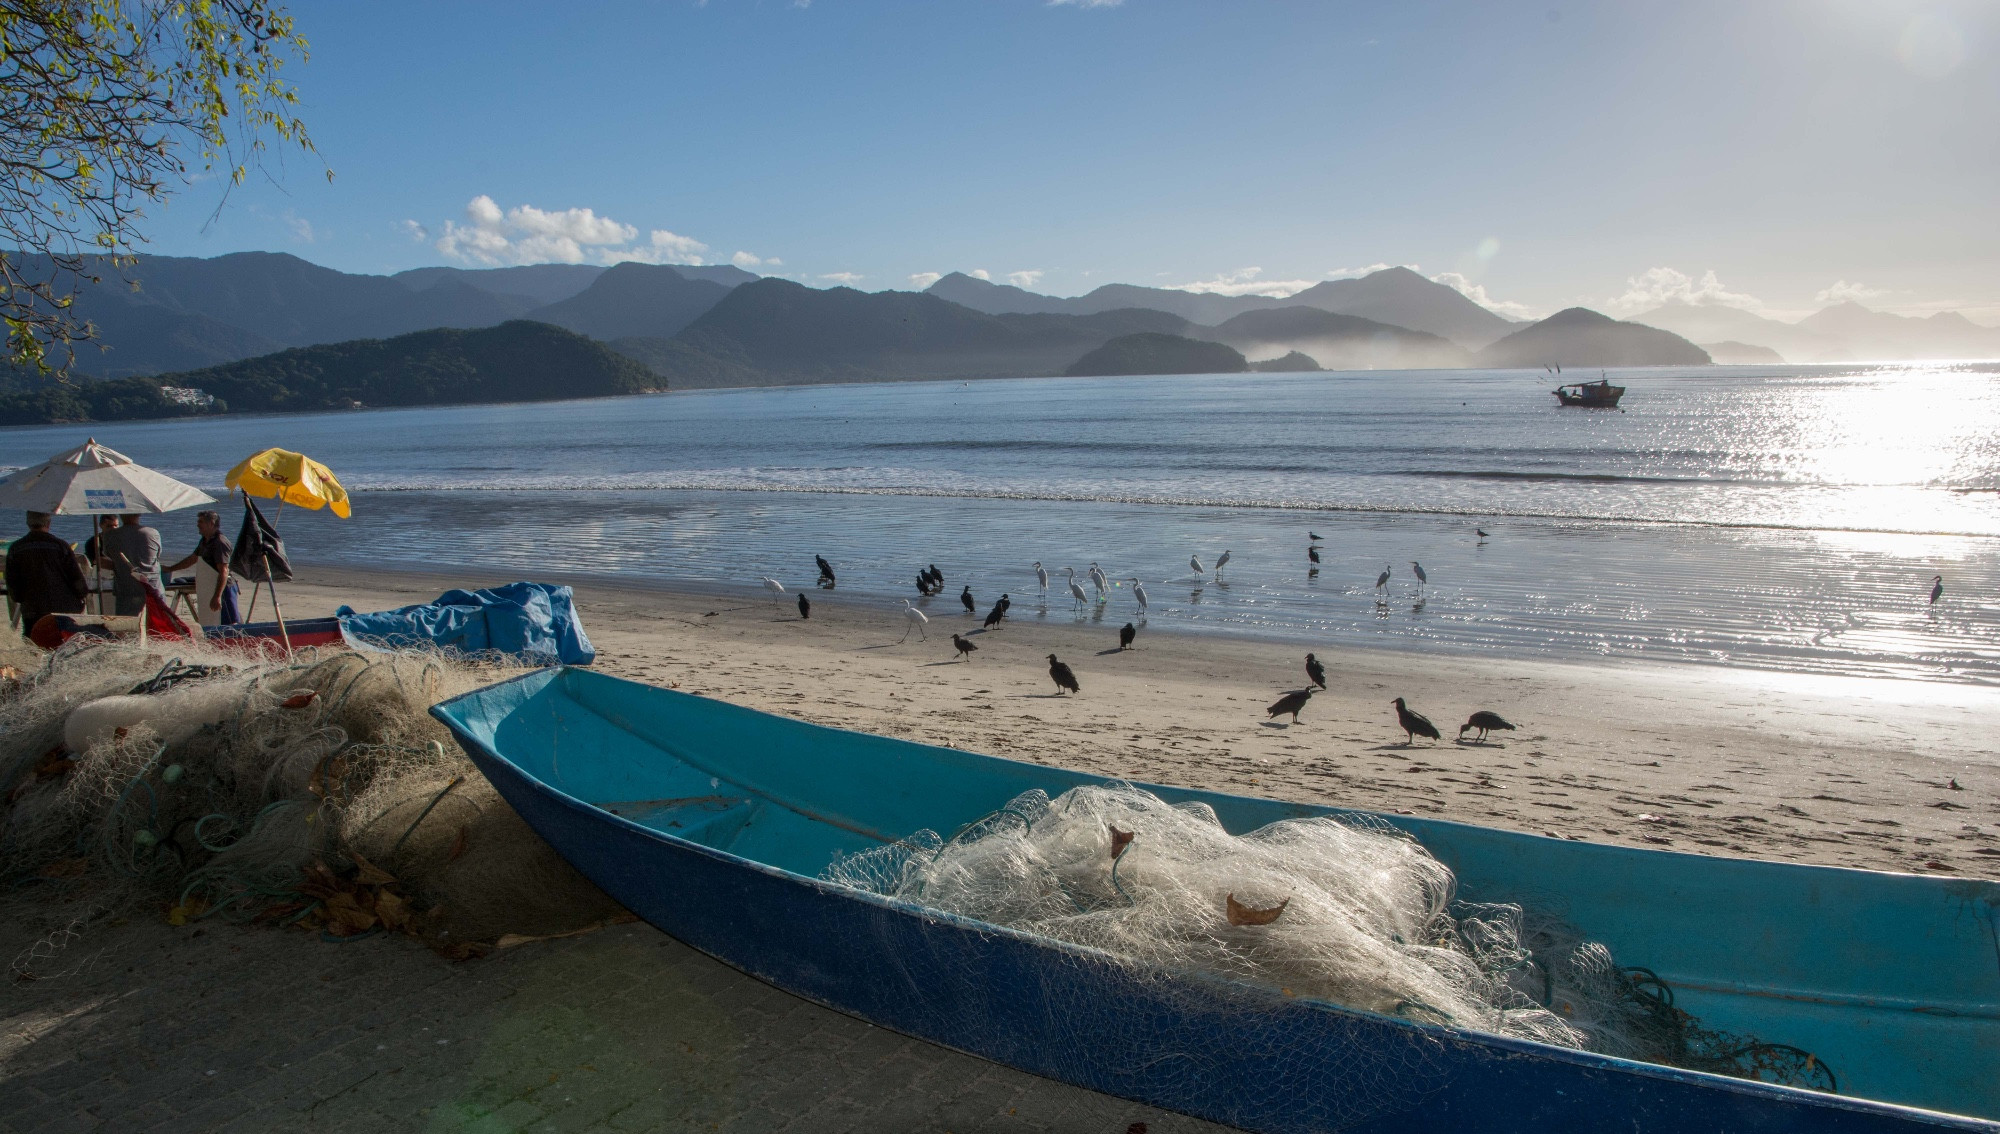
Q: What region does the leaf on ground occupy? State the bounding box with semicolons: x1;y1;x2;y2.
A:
1226;893;1289;926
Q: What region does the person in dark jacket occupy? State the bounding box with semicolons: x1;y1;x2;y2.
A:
6;512;87;638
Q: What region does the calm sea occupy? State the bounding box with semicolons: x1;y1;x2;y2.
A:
5;364;1997;683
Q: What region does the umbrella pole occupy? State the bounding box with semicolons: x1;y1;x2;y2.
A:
263;500;290;652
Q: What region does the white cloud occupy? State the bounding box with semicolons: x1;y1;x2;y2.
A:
286;214;316;243
1814;279;1885;305
1607;267;1760;315
1430;272;1540;320
1325;263;1397;279
732;250;778;269
820;272;864;286
1169;266;1316;298
968;269;991;281
433;195;711;267
400;219;429;242
1006;270;1044;289
908;271;943;289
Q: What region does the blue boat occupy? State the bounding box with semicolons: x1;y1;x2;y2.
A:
432;667;2000;1133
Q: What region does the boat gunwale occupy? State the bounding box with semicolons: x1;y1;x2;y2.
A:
430;666;2000;1131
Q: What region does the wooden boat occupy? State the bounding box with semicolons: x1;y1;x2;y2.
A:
432;667;2000;1133
1554;377;1626;407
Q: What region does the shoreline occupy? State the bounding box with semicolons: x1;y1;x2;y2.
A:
275;563;1999;879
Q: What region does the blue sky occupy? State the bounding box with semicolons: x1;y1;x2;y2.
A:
145;0;1998;321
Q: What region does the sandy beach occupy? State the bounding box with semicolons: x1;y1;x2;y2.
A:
279;565;1999;879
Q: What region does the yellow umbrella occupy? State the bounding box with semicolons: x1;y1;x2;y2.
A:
225;448;351;518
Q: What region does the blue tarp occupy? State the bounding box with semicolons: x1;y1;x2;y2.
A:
337;582;596;665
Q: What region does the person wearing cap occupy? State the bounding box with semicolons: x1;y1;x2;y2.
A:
5;511;88;638
164;510;240;627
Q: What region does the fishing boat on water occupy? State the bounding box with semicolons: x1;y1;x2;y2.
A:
1554;377;1626;407
433;667;1999;1134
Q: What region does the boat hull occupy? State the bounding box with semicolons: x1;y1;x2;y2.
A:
435;668;1998;1134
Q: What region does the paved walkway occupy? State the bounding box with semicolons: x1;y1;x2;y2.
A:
1;918;1229;1133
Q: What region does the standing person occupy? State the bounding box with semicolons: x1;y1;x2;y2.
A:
5;512;87;638
163;510;239;627
99;513;162;616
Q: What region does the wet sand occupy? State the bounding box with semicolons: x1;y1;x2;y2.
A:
278;565;2000;878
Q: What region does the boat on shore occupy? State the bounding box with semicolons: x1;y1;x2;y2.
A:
1554;377;1626;407
433;667;1999;1133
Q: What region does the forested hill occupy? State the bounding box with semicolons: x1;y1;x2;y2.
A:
0;321;660;426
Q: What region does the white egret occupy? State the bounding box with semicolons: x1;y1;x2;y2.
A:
1411;561;1428;586
899;599;930;642
760;576;786;606
1033;561;1049;595
1190;554;1204;577
1061;567;1089;611
1087;562;1108;600
1214;549;1231;577
1375;565;1392;591
1126;577;1148;613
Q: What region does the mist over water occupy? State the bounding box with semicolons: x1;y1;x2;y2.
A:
4;364;1996;682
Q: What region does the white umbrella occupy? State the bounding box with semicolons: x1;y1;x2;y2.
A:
0;439;214;615
0;438;214;514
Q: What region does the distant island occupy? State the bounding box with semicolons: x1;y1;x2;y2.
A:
1066;333;1248;377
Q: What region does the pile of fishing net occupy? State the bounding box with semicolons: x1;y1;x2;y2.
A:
0;634;623;969
824;783;1835;1089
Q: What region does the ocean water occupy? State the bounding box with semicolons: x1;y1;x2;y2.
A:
4;363;1997;683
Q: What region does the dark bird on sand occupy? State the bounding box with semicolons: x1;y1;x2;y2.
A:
1267;688;1313;723
1047;654;1081;695
1930;575;1944;605
796;593;810;620
995;593;1012;616
816;555;836;585
1308;545;1321;564
983;602;1006;629
1119;622;1137;650
1459;711;1515;742
961;585;975;614
952;633;978;660
1392;697;1441;744
1304;653;1326;690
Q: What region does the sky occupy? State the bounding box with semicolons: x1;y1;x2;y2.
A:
140;0;1999;323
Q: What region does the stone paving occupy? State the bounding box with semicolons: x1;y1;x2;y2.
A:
1;918;1230;1133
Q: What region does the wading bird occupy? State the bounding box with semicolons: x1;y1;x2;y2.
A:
1305;653;1326;690
929;564;945;590
1268;687;1313;724
816;555;836;586
1930;575;1944;605
1033;561;1049;595
1392;697;1441;745
1118;622;1137;650
915;571;932;595
960;585;975;614
1214;550;1231;577
1411;561;1428;586
1375;565;1392;591
1088;562;1108;600
1061;567;1089;611
952;633;978;660
1047;653;1081;695
1126;578;1149;613
899;599;929;642
797;593;810;620
1190;554;1204;577
1476;528;1489;540
1459;711;1515;742
1308;545;1321;565
1309;531;1324;542
761;576;786;606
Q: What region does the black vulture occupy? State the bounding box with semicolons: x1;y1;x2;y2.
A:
983;603;1006;629
1459;711;1515;742
1267;688;1313;723
796;593;810;620
1047;654;1081;695
961;585;975;614
816;555;836;586
994;593;1011;616
1392;697;1441;745
915;572;931;594
952;633;978;660
1304;653;1326;690
929;564;945;593
1118;622;1137;650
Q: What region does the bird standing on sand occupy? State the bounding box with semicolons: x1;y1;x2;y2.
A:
816;555;836;586
1126;578;1149;613
983;601;1006;629
1062;567;1089;611
1214;550;1231;578
1459;711;1515;742
995;593;1011;617
1190;554;1204;577
1411;561;1428;587
961;585;975;614
899;599;929;642
1119;622;1137;650
761;576;787;606
1047;654;1081;695
1392;697;1441;745
1375;565;1392;591
1930;575;1944;605
952;632;978;660
797;593;811;620
1305;653;1326;690
1267;688;1313;724
1033;561;1049;595
1088;562;1109;601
